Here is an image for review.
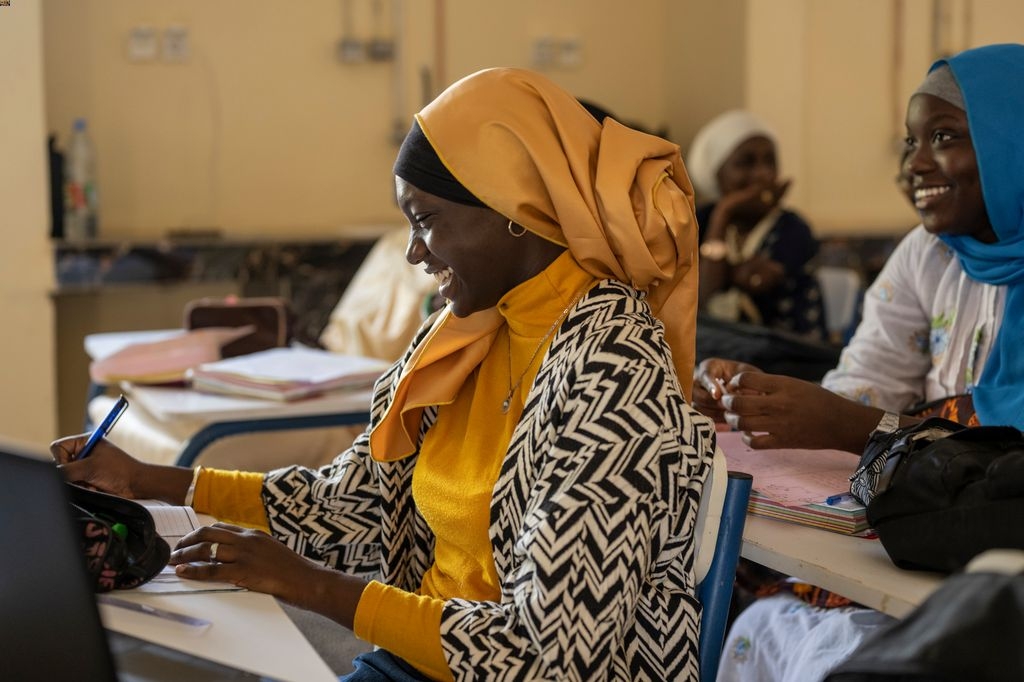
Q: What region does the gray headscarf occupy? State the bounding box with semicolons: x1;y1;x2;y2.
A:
912;64;965;110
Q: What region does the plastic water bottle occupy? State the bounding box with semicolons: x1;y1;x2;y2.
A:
64;117;99;241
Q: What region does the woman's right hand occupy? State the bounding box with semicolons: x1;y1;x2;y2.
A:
692;358;763;421
50;435;149;499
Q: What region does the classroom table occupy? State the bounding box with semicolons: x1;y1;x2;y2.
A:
124;382;373;465
740;515;944;618
99;588;338;682
84;328;375;468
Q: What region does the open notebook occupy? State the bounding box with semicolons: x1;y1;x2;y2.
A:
0;442;276;681
716;430;871;535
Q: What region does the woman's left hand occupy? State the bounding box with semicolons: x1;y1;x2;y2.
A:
170;524;368;629
169;523;324;604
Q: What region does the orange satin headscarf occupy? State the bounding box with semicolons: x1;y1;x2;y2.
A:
419;68;699;386
370;67;699;461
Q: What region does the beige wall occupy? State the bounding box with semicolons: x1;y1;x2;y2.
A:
443;1;671;131
43;0;1024;243
746;0;1024;234
42;0;688;240
43;0;409;238
10;1;1024;441
668;0;747;148
0;1;57;443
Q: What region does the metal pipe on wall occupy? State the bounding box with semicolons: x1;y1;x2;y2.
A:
390;0;406;145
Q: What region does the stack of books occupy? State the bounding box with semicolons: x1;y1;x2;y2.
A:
715;430;871;535
747;490;870;535
188;347;390;402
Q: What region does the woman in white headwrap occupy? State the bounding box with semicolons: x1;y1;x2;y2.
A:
688;110;827;341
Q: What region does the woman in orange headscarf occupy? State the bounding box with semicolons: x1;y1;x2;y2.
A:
53;68;715;681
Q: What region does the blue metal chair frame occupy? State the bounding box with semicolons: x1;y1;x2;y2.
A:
698;470;753;682
175;410;371;466
85;381;370;467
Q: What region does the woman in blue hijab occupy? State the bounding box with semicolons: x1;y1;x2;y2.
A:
935;43;1024;428
693;44;1024;452
695;42;1024;682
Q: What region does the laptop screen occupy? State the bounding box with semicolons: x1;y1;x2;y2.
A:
0;443;118;681
0;444;275;682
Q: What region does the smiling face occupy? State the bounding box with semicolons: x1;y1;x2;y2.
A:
396;177;563;317
902;93;995;243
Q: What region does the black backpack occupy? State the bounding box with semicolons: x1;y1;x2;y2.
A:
857;419;1024;573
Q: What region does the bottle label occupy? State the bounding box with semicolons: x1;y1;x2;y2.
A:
64;180;98;240
66;180;86;210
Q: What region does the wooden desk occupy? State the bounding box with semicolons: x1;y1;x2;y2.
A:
99;589;337;682
741;515;944;618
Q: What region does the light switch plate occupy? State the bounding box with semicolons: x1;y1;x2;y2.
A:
162;25;190;63
127;25;158;62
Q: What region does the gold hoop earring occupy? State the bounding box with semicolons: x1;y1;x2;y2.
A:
507;220;527;238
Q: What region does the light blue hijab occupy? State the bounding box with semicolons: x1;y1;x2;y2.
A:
934;44;1024;428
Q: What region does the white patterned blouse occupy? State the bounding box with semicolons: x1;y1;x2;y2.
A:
822;225;1005;412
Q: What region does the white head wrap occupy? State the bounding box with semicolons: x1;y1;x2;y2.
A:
685;109;777;202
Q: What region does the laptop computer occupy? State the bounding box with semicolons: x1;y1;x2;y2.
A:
0;442;276;681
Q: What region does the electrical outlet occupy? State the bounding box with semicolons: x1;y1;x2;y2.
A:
559;38;583;68
337;37;365;63
126;25;158;62
531;37;557;69
367;38;394;62
162;25;190;63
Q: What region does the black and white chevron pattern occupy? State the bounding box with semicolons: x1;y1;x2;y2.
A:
263;280;714;681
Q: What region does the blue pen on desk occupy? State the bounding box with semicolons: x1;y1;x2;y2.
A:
825;492;854;506
77;394;129;460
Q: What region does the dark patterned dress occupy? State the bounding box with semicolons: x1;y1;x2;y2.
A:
697;203;827;341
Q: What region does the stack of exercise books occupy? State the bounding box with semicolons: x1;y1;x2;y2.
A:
747;490;870;535
188;346;390;402
715;430;871;536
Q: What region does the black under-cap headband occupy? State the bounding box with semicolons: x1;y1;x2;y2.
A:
392;119;486;207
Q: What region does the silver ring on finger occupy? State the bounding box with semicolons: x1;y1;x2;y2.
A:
209;541;220;563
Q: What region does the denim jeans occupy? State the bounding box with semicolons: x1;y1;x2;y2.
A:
339;649;435;681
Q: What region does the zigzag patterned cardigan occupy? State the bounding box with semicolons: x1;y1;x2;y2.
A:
263;280;715;681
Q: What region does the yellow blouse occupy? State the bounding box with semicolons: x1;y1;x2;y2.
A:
195;252;597;681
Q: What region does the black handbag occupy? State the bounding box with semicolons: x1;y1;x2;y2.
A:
850;418;1024;573
68;483;170;592
849;417;963;506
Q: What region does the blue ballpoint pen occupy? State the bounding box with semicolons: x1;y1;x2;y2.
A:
76;394;129;460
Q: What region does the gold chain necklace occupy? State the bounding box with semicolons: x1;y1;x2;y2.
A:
501;289;586;414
